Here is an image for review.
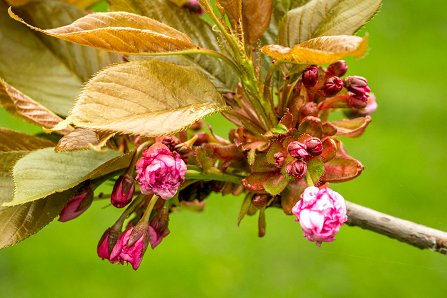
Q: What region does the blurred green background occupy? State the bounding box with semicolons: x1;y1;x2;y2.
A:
1;1;447;297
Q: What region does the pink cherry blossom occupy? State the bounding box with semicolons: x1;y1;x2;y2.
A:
292;186;348;246
136;143;187;200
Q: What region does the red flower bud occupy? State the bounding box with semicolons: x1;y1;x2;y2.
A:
58;182;93;222
326;60;348;77
273;152;286;167
344;76;371;96
110;226;150;270
285;160;307;179
287;141;310;159
97;228;121;260
302;65;319;88
322;76;343;97
347;92;368;109
305;137;323;156
111;174;135;208
148;208;170;249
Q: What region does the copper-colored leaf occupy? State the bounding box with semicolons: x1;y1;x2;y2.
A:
262;35;368;65
55;129;99;152
216;0;242;23
331;116;372;138
52;60;228;137
321;137;337;162
321;156;364;183
0;79;71;134
297;116;322;138
280;178;306;214
0;128;54;152
9;9;197;54
242;0;273;45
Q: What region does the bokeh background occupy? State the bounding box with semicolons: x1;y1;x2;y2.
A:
1;1;447;297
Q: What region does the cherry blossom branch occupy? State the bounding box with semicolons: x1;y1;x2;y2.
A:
346;201;447;255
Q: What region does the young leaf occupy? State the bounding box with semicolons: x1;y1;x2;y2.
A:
331;116;372;137
109;0;237;91
262;35;368;65
0;1;118;116
263;172;288;195
54;60;228;137
281;0;382;46
321;156;364;183
242;0;273;45
6;148;131;206
217;0;242;23
0;79;71;134
55;129;99;152
307;156;324;184
0;128;54;152
9;9;197;54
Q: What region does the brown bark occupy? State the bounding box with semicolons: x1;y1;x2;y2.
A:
346;201;447;255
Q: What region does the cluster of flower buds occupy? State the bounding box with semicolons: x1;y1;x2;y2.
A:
284;137;323;180
300;60;376;115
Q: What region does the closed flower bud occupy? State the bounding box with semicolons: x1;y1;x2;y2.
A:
326;60;348;77
285;160;307;179
292;186;347;246
322;76;343;96
182;0;203;15
97;228;121;260
344;76;371;96
287;141;309;159
110;226;150;270
111;174;135;208
136;143;187;200
302;65;319;88
148;208;170;249
347;92;368;109
252;194;270;208
273;152;286;167
58;182;93;222
305;137;323;156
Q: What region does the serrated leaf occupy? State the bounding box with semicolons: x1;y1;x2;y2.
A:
263;35;368;65
297;116;322;138
109;0;237;91
9;9;197;54
56;59;228;137
0;128;54;152
0;79;71;134
321;156;364;183
0;1;118;116
0;151;75;248
242;0;273;45
281;0;382;46
55;129;99;152
331;116;372;137
6;148;130;206
307;156;324;184
263;172;288;195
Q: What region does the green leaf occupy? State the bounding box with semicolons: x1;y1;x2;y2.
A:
5;148;131;206
280;0;382;46
307;156;324;184
9;9;197;54
0;1;118;116
263;172;288;195
109;0;237;92
0;151;75;248
54;59;228;137
271;123;289;135
0;128;54;152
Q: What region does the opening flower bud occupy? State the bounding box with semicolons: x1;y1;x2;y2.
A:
347;92;368;109
58;182;93;222
292;186;347;246
110;226;150;270
111;174;135;208
287;141;309;159
304;137;323;156
322;76;343;97
326;60;348;77
285;160;307;179
344;76;371;96
302;65;319;88
97;228;121;260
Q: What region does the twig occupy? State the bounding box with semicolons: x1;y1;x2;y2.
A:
346;201;447;255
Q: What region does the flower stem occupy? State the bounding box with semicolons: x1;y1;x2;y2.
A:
140;196;159;223
186;166;243;184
